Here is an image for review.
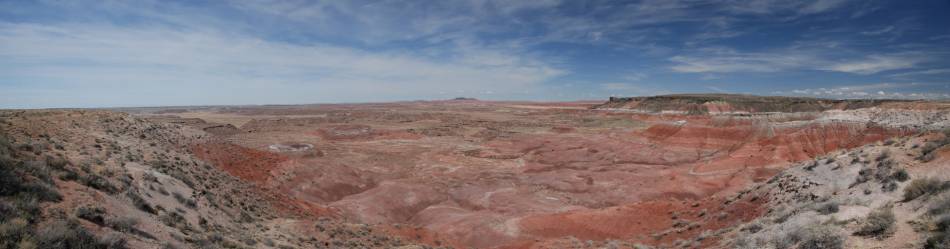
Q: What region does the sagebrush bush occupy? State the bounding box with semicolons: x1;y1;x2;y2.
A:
920;136;950;163
814;201;839;215
927;230;950;249
892;169;910;182
854;206;895;238
32;218;126;249
0;218;31;249
172;192;197;209
905;178;947;201
126;190;156;214
79;173;116;193
798;223;844;249
930;194;950;216
106;216;139;233
936;215;950;232
19;182;62;202
74;205;106;225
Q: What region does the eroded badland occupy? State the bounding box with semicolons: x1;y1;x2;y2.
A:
2;95;950;248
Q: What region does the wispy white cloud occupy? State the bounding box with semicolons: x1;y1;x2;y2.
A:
670;49;926;75
0;22;563;108
826;55;923;75
861;26;895;36
724;0;852;15
669;50;814;73
890;68;950;78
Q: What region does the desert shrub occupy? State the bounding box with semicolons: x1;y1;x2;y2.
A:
34;219;121;249
876;150;890;162
0;202;13;222
159;211;188;230
855;168;873;185
0;164;24;196
58;168;79;181
798;223;844;249
930;194;950;215
22;160;52;183
805;161;819;171
882;181;899;192
242;237;258;246
814;201;839;215
920;137;950;162
892;169;910;182
106;216;139;233
926;231;950;249
936;215;950;232
18;182;62;202
262;238;275;247
0;218;32;249
854;206;895;238
172;192;197;209
141;172;158;183
10;197;41;222
46;155;68;170
79;174;116;193
98;233;127;248
126;190;156;214
905;178;947;201
74;205;106;225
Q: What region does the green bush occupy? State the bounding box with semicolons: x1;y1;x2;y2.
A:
854;206;895;238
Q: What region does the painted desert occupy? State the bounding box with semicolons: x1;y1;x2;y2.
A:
3;94;950;248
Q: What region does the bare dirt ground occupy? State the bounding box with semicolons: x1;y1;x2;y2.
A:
137;100;921;248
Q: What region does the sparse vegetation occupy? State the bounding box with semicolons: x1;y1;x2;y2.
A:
106;216;139;233
904;178;948;201
172;192;197;209
798;223;845;249
854;206;895;238
919;133;950;163
75;205;106;225
892;168;910;182
814;201;839;215
126;190;156;214
930;194;950;216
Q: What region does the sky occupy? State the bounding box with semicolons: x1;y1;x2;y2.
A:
1;0;949;108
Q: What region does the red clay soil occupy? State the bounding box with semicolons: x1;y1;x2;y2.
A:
191;142;288;185
171;102;926;248
514;194;768;248
311;124;422;141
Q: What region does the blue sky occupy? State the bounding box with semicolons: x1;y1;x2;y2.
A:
1;0;949;108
